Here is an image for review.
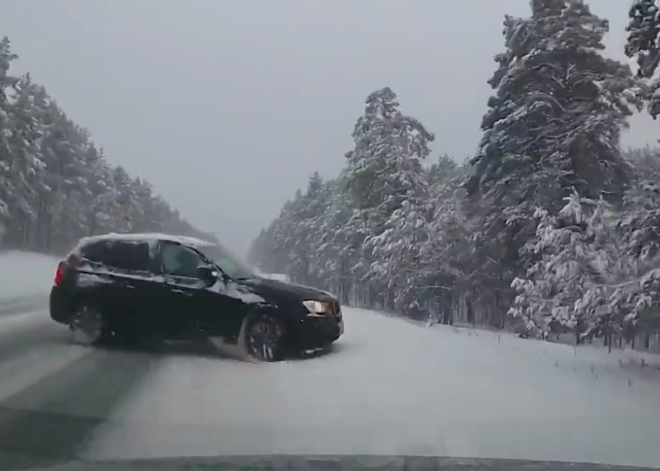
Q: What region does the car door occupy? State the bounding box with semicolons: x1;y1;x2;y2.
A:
157;241;219;339
157;241;248;340
75;240;129;318
94;240;158;333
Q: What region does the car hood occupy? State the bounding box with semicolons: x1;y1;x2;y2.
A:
239;276;336;304
27;455;660;471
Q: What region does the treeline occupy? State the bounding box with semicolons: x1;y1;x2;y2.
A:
0;37;214;254
249;0;660;350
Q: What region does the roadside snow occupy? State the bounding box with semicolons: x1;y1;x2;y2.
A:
0;250;59;300
85;307;660;468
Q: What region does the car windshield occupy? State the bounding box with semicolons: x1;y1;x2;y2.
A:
197;243;256;280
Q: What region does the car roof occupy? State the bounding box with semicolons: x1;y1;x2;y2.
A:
79;232;214;248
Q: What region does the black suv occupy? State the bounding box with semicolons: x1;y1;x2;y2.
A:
49;233;344;361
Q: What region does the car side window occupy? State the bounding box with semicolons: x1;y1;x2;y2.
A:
80;240;152;273
105;241;152;272
79;241;106;263
160;243;203;278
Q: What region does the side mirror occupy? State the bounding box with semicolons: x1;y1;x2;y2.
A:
196;265;219;285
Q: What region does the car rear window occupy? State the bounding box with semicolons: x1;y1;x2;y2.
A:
79;241;107;263
79;239;152;272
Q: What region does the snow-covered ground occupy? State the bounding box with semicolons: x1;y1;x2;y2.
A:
79;308;660;467
0;250;60;299
1;272;660;467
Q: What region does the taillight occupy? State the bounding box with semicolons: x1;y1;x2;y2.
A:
54;262;66;286
54;253;81;286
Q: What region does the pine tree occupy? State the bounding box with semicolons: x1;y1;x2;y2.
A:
248;3;660;345
0;37;19;233
463;0;641;319
0;36;215;252
626;0;660;117
343;87;434;311
472;0;640;203
344;87;433;217
511;192;610;336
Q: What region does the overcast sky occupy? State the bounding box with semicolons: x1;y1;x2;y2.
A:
1;1;657;256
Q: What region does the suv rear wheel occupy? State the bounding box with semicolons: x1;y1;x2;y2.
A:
70;304;108;346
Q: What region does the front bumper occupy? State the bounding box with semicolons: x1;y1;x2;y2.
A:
294;307;344;350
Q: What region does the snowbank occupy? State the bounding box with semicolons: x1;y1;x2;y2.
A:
0;250;60;300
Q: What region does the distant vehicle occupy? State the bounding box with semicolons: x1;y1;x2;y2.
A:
49;233;343;361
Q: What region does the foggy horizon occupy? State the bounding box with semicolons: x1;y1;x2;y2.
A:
1;0;657;256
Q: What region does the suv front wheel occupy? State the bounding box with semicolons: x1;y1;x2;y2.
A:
239;312;287;362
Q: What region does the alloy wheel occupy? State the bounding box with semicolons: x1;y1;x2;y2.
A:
247;316;285;362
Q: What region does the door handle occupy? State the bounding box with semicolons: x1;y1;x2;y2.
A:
172;289;185;294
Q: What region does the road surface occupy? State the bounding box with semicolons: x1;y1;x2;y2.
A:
1;303;660;470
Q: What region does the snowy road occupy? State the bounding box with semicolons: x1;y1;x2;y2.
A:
1;304;660;469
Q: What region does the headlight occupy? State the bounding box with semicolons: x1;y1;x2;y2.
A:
302;300;331;317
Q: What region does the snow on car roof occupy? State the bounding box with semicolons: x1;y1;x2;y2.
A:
80;232;214;248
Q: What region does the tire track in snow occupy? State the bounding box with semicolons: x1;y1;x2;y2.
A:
0;343;91;402
82;350;261;460
0;308;88;403
0;347;158;469
84;307;439;460
0;295;48;317
0;309;67;365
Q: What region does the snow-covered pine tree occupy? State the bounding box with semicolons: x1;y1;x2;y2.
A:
0;36;214;252
510;190;632;339
286;173;325;286
3;75;50;247
470;0;640;218
299;174;338;289
247;228;269;269
616;173;660;339
248;93;481;321
626;145;660;184
624;5;660;336
247;173;341;293
343;87;434;312
314;179;354;303
465;0;641;322
418;159;473;324
427;154;459;189
0;37;19;239
626;0;660;118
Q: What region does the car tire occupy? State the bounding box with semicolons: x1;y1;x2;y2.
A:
70;303;109;346
239;311;287;362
